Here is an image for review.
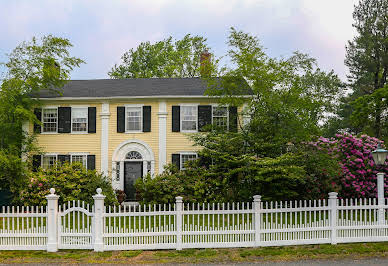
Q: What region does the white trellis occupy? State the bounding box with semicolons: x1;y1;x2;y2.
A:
0;189;386;252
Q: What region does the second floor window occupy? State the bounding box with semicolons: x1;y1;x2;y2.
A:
181;106;197;132
42;108;57;133
72;107;88;132
212;106;228;130
126;106;142;132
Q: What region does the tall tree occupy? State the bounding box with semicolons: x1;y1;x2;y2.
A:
109;34;216;78
207;28;343;157
0;35;83;192
341;0;388;139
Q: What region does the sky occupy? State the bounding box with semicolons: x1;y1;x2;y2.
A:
0;0;359;81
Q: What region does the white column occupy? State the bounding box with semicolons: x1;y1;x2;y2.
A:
158;101;168;174
46;188;59;252
253;195;261;246
328;192;338;245
93;188;106;252
377;172;385;225
175;196;183;250
100;103;110;176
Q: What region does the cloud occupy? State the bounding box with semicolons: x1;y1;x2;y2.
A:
0;0;357;80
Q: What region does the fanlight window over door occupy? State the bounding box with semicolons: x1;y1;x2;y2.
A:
125;151;142;160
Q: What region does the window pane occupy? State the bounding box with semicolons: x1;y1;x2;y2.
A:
181;154;197;170
212;106;228;130
42;155;57;169
181;106;197;131
71;155;87;167
72;108;88;132
126;107;142;131
42;108;57;132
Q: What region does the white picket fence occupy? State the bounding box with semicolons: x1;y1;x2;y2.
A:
0;189;387;252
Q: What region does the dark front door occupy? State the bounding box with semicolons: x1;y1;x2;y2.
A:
124;162;143;201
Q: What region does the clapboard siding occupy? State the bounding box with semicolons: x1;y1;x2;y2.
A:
29;102;102;172
108;101;159;174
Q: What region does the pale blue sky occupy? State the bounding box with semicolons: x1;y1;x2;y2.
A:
0;0;359;81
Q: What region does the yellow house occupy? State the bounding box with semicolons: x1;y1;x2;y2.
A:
27;78;250;200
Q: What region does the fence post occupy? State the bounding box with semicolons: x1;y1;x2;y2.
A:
377;172;385;225
175;196;183;250
253;195;261;246
93;188;105;252
46;188;59;252
328;192;338;245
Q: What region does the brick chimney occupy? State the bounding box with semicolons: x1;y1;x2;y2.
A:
200;50;211;77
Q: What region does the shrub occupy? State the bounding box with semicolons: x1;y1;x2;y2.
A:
18;162;118;206
313;134;388;198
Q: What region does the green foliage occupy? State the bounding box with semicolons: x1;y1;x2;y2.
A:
17;163;117;206
109;34;217;78
206;28;343;157
0;35;83;193
329;0;388;139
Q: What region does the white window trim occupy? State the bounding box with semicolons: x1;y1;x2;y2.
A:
125;104;143;133
211;104;229;131
71;106;89;134
180;104;199;133
180;152;197;170
70;153;89;168
41;107;58;134
41;153;58;168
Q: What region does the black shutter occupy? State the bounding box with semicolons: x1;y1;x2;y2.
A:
88;107;96;133
172;106;180;132
32;155;41;171
198;105;212;132
87;155;95;170
117;106;125;133
142;106;151;132
58;107;71;133
58;155;70;165
229;106;238;132
172;154;181;170
33;109;42;133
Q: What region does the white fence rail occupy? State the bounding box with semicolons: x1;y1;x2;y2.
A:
0;189;386;251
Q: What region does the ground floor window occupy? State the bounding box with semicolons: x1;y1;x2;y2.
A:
180;153;197;170
42;155;57;169
71;154;87;168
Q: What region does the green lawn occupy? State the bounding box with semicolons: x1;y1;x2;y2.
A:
0;243;386;264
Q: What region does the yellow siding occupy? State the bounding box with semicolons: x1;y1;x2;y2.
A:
33;98;245;176
30;101;102;172
108;100;159;174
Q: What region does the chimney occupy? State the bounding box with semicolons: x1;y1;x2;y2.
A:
200;50;211;77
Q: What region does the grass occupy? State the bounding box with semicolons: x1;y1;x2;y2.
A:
0;242;386;264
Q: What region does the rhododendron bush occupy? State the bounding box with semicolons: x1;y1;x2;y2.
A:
314;134;388;198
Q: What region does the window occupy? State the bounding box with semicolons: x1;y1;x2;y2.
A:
115;162;120;181
42;108;57;133
181;106;197;132
71;154;87;168
180;153;197;170
212;106;228;130
126;106;142;131
72;107;88;132
126;151;142;160
42;155;57;169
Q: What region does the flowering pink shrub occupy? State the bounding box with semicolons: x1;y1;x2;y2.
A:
313;134;388;198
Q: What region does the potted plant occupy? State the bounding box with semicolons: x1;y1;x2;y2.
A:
115;190;126;204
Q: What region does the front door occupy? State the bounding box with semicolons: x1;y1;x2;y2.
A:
124;162;143;201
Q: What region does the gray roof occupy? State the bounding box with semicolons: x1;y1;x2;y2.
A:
37;78;251;98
